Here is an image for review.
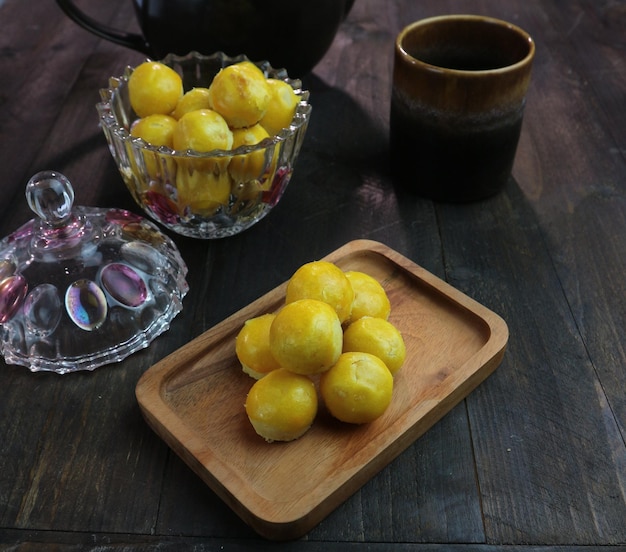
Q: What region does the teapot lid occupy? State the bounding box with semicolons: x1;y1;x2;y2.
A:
0;171;188;373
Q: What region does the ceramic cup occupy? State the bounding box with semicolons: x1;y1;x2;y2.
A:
390;15;535;202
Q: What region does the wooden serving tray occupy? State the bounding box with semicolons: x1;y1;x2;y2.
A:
135;239;509;540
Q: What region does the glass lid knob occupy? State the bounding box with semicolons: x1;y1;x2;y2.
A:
26;171;74;226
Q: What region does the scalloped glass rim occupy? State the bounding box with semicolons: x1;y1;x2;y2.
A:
2;293;184;374
96;51;312;160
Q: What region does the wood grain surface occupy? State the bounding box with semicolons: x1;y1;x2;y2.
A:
0;0;625;549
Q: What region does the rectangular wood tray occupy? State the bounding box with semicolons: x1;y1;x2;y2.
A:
135;239;509;540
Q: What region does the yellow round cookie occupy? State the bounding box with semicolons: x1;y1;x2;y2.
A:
320;351;393;424
270;299;343;375
245;368;318;442
229;123;274;183
259;78;299;136
128;61;183;118
208;62;270;128
285;261;354;323
342;316;406;375
130;114;177;147
175;168;231;215
172;87;212;120
173;108;233;153
344;270;391;324
235;313;281;379
129;114;177;179
173;108;233;174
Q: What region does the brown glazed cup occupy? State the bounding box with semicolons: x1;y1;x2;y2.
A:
390;15;535;202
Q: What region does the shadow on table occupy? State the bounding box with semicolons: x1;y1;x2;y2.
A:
299;72;392;181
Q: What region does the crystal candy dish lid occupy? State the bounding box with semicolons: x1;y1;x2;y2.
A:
0;171;189;373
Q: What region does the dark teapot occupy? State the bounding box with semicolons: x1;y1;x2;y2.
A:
56;0;355;76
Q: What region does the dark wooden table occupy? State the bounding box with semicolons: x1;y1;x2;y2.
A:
1;0;625;549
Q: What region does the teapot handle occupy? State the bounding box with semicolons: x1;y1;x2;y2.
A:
56;0;151;55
